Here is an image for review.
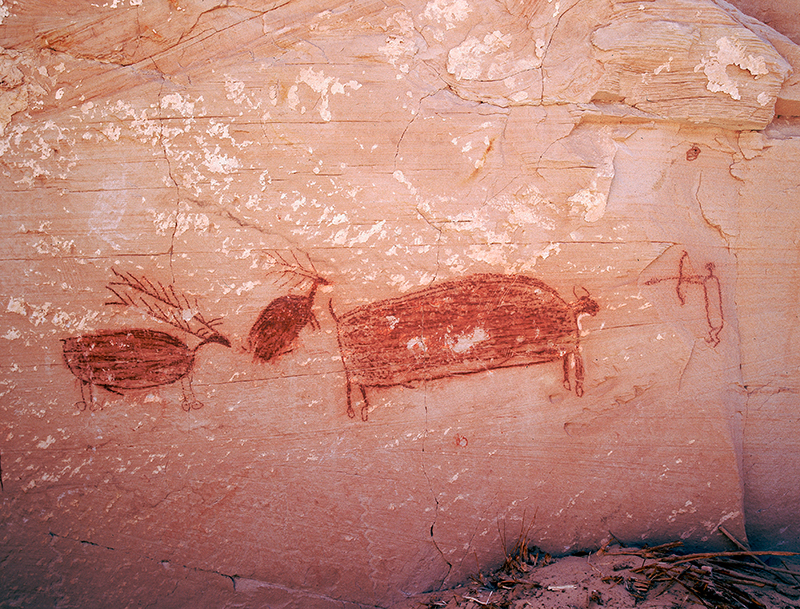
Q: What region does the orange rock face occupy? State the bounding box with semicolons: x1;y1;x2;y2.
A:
1;0;799;606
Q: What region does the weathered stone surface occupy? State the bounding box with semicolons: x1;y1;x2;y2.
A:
731;125;800;552
726;0;800;45
1;1;798;607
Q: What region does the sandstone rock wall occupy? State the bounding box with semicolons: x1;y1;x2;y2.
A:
1;0;798;606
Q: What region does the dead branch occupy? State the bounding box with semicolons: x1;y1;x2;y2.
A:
105;268;224;340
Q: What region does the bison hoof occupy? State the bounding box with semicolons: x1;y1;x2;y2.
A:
181;400;204;411
75;401;87;412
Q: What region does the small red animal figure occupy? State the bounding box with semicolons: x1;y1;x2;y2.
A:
329;274;599;421
62;269;231;411
62;329;230;411
246;251;329;363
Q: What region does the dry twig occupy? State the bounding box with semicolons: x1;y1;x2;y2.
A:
613;541;800;609
106;268;224;340
263;249;327;290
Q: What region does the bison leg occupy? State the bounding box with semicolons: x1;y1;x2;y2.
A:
76;381;93;411
345;376;355;418
329;300;357;420
562;353;572;392
359;386;370;422
328;300;369;422
180;376;204;411
574;350;585;397
562;350;586;396
345;383;370;421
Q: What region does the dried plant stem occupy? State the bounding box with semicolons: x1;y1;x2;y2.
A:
106;268;224;340
665;551;800;566
264;249;327;289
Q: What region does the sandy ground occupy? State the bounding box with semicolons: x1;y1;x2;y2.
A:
395;542;800;609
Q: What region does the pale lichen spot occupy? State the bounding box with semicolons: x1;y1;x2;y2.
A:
7;297;26;316
37;435;56;449
695;37;769;101
224;76;249;106
202;146;240;174
407;336;427;353
3;328;21;340
422;0;471;28
447;327;489;354
447;31;513;81
294;68;362;122
568;187;607;223
159;93;196;117
378;33;418;69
